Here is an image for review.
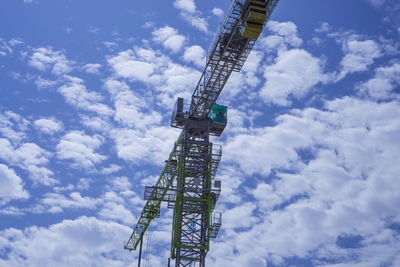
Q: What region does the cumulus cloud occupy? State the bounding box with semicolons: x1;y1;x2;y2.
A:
98;191;136;225
80;115;111;132
183;45;205;67
152;26;186;53
100;164;122;175
260;49;329;106
82;63;101;74
173;0;208;32
58;75;113;116
0;138;55;185
28;47;74;76
338;39;382;80
108;49;157;82
104;79;162;129
260;20;303;52
154;62;200;105
0;111;29;144
110;126;179;165
212;7;224;17
56;131;106;169
101;78;186;166
358;62;400;100
40;192;99;213
34;118;63;135
218;96;400;265
34;77;58;89
0;164;29;205
222;50;264;100
0;38;22;55
315;22;331;33
0;217;132;266
174;0;196;13
107;47;200;106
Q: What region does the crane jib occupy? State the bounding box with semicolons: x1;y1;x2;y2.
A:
188;0;280;119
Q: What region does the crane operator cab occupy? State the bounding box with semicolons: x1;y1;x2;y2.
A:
208;104;227;136
171;97;227;136
240;0;270;39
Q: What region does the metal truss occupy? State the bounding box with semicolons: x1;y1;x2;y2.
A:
124;132;184;251
125;0;281;266
189;0;254;120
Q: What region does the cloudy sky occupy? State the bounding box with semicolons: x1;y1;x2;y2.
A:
1;0;400;266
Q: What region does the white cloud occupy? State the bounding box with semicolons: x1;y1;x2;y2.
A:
103;41;118;50
222;202;258;230
0;164;29;205
260;21;303;52
100;164;122;175
0;38;23;56
56;131;106;169
315;22;331;33
58;75;113;116
337;38;382;80
113;87;161;128
159;62;200;91
174;0;196;13
82;63;101;74
183;45;205;67
0;111;29;144
186;16;208;33
142;21;155;29
0;39;12;56
110;126;179;165
98;202;135;225
40;192;99;213
0;216;132;266
173;0;208;32
28;47;74;76
358;62;400;100
34;118;63;135
108;49;156;82
23;0;33;3
222;50;264;100
35;77;58;89
152;26;186;53
224;122;311;176
103;79;162;129
98;192;136;225
0;138;56;185
76;178;92;191
212;7;224;17
80;115;111;132
0;206;25;216
107;48;200;107
2;111;29;132
260;49;329;106
102;79;187;167
218;97;400;265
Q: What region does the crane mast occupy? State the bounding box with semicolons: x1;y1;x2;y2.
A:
124;0;280;266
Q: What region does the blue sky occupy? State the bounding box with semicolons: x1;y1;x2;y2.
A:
1;0;400;266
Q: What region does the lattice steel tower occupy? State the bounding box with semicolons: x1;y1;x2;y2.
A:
124;1;280;266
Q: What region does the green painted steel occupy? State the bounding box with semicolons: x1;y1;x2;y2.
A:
169;137;214;265
125;1;282;265
124;132;184;251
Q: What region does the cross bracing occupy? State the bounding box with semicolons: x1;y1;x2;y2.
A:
125;0;281;266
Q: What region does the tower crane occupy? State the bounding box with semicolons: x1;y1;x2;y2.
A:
124;0;280;266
